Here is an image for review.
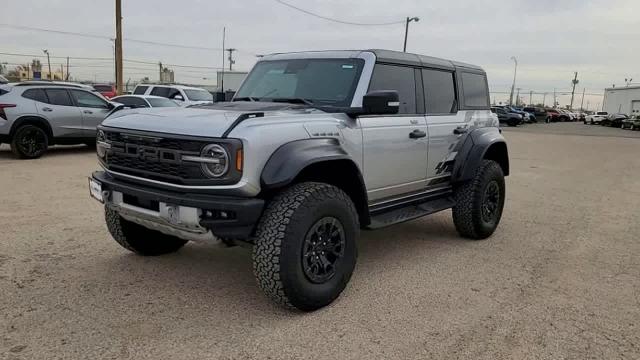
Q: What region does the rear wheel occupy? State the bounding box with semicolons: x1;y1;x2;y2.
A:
10;124;48;159
105;207;188;256
452;160;506;240
253;182;359;311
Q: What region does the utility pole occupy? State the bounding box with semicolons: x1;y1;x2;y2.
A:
43;49;51;80
515;88;521;106
508;56;517;106
221;27;226;92
542;92;547;107
529;90;533;106
158;62;163;83
553;88;557;108
226;48;236;71
65;57;70;81
115;0;124;95
60;64;64;80
579;88;585;111
403;17;420;52
569;72;579;110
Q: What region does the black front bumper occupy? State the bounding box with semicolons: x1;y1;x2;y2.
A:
92;171;264;240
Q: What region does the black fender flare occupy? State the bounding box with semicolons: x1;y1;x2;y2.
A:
261;138;358;189
10;116;54;139
451;127;509;183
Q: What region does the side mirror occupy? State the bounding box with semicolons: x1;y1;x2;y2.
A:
173;94;184;101
362;90;399;115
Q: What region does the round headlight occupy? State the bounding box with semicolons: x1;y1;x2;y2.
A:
96;130;107;158
200;144;229;178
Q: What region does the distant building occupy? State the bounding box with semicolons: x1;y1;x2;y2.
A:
160;67;174;83
603;86;640;115
217;71;248;92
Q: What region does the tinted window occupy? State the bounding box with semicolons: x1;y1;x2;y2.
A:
113;96;148;107
133;86;148;95
422;69;456;114
184;89;213;101
71;90;109;108
22;89;48;103
147;98;179;107
150;87;169;97
461;72;489;108
93;85;113;92
368;64;416;114
44;89;73;106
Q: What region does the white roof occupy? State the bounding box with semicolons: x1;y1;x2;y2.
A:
135;84;208;91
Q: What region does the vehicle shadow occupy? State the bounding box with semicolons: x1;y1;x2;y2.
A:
78;213;464;317
0;145;94;160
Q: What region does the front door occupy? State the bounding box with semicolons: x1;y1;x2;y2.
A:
69;89;112;137
40;88;84;138
361;63;428;202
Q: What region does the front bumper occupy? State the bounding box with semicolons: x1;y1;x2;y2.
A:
92;171;264;241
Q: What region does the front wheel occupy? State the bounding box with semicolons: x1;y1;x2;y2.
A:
10;124;49;159
253;182;359;311
105;207;188;255
452;160;506;240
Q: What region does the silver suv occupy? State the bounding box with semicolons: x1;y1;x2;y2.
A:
0;82;115;158
89;50;509;311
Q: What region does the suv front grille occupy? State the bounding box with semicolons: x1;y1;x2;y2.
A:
101;130;209;184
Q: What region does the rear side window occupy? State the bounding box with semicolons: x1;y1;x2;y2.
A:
422;69;457;114
149;87;170;98
133;86;148;95
460;72;489;108
368;64;416;114
44;89;73;106
22;88;48;103
0;88;9;96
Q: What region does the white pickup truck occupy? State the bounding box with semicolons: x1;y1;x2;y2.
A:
586;111;608;125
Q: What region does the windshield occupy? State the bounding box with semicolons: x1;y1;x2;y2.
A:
235;58;365;107
148;97;180;107
184;89;213;101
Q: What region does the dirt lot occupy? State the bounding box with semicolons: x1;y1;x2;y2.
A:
1;122;639;359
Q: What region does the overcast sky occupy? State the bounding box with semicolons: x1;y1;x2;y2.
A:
1;0;638;108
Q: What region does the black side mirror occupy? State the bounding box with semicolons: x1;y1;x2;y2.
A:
362;90;399;115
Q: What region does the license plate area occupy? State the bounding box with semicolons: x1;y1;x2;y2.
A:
88;178;103;203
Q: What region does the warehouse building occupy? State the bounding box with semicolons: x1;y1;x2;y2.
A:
603;86;640;115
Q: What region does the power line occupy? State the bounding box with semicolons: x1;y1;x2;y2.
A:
273;0;405;26
0;23;256;54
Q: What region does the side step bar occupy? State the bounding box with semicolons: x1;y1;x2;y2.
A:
367;195;455;229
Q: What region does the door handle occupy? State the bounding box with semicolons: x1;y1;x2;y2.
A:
453;126;468;135
409;129;427;139
83;110;93;114
42;107;53;112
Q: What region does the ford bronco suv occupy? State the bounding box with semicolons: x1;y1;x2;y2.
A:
89;50;509;311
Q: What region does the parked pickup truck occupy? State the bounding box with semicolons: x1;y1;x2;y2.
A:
89;49;509;311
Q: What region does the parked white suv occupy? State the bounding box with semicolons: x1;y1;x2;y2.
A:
131;84;213;107
586;111;608;125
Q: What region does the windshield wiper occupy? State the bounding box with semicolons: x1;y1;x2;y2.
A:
233;96;259;102
269;97;314;106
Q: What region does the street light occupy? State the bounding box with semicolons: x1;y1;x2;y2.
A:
403;16;420;52
508;56;517;106
43;49;52;80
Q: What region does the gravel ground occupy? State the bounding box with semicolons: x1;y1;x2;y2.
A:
1;122;639;359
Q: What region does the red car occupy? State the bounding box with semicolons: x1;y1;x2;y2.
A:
93;84;116;99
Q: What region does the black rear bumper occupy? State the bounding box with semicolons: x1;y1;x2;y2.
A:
92;171;264;240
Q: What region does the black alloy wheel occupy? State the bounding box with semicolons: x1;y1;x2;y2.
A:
11;125;48;159
302;217;346;284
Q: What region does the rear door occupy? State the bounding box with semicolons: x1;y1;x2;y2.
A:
422;68;466;181
69;89;112;136
360;63;429;203
40;88;84;138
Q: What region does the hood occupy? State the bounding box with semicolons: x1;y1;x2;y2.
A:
101;101;314;137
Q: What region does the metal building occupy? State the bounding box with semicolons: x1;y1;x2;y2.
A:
603;86;640;116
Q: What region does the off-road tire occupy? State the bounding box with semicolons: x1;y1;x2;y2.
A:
253;182;359;311
452;160;505;240
105;207;188;256
10;124;49;159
